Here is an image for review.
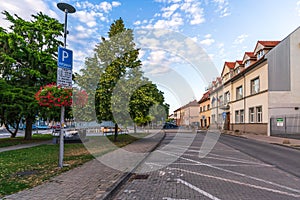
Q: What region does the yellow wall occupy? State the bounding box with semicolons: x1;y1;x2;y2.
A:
199;99;211;128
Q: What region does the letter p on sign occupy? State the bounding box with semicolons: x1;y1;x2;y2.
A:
58;46;73;70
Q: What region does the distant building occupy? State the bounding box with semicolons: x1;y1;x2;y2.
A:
198;91;210;129
173;100;200;128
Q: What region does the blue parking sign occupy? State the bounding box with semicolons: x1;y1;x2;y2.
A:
222;112;227;119
58;47;73;70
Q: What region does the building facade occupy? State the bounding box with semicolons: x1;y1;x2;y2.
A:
198;91;210;129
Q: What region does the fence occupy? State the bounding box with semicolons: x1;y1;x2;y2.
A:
270;115;300;139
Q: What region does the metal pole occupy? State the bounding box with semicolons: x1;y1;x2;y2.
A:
58;9;68;168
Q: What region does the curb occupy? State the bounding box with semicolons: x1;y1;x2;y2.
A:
99;131;166;200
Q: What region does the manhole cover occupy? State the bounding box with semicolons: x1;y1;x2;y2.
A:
131;173;149;180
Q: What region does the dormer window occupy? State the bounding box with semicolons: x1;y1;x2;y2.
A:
257;50;264;60
245;60;251;67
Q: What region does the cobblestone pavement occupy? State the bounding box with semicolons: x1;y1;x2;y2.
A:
4;132;165;200
114;131;300;200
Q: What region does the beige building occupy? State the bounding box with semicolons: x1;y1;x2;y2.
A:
207;40;281;135
173;100;200;128
198;91;210;129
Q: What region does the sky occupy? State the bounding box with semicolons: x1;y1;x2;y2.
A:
1;0;300;113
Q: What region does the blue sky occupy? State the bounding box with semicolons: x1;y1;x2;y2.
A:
1;0;300;113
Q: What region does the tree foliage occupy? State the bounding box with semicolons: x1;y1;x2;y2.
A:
0;11;63;139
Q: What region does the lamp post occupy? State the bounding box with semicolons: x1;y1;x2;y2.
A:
57;2;76;168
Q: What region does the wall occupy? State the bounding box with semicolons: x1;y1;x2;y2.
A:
267;26;300;135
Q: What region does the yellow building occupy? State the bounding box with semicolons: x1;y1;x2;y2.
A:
199;91;210;129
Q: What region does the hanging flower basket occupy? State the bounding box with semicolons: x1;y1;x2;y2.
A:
73;89;88;108
35;83;72;107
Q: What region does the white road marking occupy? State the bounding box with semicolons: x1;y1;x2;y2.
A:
158;150;300;194
171;168;300;198
176;178;221;200
170;162;273;167
168;144;267;165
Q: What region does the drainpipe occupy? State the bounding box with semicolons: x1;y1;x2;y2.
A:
243;74;246;134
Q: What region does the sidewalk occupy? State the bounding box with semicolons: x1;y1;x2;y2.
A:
0;140;52;153
4;132;165;200
240;133;300;147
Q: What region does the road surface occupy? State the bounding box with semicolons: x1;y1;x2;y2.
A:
112;131;300;200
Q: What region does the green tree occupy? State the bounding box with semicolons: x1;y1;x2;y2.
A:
0;11;63;139
95;18;141;141
73;54;105;122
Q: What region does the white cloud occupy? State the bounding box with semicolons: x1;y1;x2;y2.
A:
112;1;121;7
99;2;113;13
134;20;141;25
152;13;183;30
200;34;215;46
234;34;248;44
213;0;231;17
181;0;205;25
0;0;58;29
161;4;180;18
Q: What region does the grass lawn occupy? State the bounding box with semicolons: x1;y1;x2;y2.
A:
0;134;53;148
0;133;146;197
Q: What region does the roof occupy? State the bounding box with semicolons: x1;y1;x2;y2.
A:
258;41;280;47
183;100;199;108
198;91;210;103
236;60;243;65
245;52;255;58
221;62;235;76
225;62;236;69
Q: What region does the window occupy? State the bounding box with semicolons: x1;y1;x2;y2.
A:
224;91;230;104
207;104;210;110
235;109;244;123
203;106;206;111
240;110;244;123
257;50;264;60
200;107;202;113
236;86;243;100
212;97;216;107
219;95;223;105
245;60;251;67
256;106;262;123
235;111;240;123
249;107;255;123
251;77;260;94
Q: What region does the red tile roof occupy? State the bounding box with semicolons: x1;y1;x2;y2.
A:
199;91;210;103
225;62;235;69
245;52;255;58
236;60;243;65
258;41;280;47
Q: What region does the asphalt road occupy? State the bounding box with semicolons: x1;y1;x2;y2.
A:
112;131;300;200
219;134;300;178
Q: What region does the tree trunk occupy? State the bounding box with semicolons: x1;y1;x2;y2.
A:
4;123;18;138
24;117;33;140
134;123;137;134
114;123;118;142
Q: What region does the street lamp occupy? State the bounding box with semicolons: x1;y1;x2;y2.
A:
57;2;76;168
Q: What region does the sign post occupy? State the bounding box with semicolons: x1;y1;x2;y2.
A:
56;2;76;168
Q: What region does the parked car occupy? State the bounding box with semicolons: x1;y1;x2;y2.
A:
19;124;37;130
37;125;49;130
163;122;179;129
